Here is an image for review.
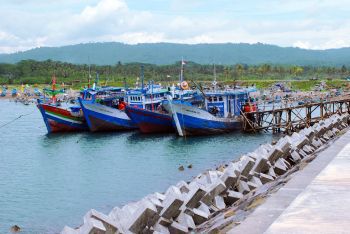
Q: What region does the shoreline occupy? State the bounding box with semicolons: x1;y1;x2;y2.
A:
61;112;350;233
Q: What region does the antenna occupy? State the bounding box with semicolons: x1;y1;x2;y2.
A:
141;65;144;92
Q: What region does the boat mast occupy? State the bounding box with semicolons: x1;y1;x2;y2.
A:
213;64;217;92
141;65;145;92
180;57;184;83
52;75;57;103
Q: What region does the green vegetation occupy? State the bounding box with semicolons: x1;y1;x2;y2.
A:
1;42;350;66
0;60;349;91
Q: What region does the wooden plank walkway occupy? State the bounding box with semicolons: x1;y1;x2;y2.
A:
242;98;350;133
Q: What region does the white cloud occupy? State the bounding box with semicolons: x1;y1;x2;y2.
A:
1;0;350;53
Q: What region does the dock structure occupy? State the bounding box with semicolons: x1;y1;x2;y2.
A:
242;98;350;133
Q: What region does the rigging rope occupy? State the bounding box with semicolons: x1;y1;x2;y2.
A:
0;110;35;129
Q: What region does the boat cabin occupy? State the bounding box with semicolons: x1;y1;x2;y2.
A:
127;88;169;110
205;88;256;117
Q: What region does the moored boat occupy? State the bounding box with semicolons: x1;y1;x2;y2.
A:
125;105;173;134
78;87;137;132
37;76;88;133
37;100;88;133
163;87;257;136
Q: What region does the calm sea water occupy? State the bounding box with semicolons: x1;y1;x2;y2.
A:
0;100;276;233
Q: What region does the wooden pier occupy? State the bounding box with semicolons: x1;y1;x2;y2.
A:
242;98;350;133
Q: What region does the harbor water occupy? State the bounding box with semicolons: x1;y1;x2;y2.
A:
0;100;277;233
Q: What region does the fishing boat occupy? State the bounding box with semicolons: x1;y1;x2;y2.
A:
11;88;17;97
1;87;7;97
124;84;173;134
78;86;136;132
163;86;257;136
37;76;88;133
125;61;200;134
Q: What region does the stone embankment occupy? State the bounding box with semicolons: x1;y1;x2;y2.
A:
62;113;350;234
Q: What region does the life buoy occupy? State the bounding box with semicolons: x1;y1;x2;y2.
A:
180;81;189;90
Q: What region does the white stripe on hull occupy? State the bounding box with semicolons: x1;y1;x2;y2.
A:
169;103;239;124
46;113;83;124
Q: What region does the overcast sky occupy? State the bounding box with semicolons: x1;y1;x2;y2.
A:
1;0;349;53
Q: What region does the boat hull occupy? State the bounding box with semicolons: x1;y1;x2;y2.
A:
79;98;137;132
164;101;241;136
125;105;174;133
37;103;88;133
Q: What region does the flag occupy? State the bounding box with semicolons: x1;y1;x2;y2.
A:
182;60;186;65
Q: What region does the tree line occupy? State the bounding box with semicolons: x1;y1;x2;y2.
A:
0;59;349;85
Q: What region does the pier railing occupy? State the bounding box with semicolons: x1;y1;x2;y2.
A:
242;98;350;133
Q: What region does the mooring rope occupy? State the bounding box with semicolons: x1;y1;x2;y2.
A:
0;110;35;129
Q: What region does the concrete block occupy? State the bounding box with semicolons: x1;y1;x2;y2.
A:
225;162;241;177
276;138;291;154
259;173;274;184
201;178;226;205
237;180;250;195
290;150;301;162
252;155;269;173
158;217;172;227
247;181;259;190
274;158;288;175
268;167;277;178
311;139;321;148
177;213;196;230
220;167;238;188
239;156;256;177
153;223;170;234
146;194;163;213
61;226;78;234
168;222;188;234
205;170;220;184
155;192;166;201
294;136;310;150
323;134;330;141
198;202;211;216
224;190;244;205
176;181;190;193
183;184;206;209
84;209;122;234
160;187;184;220
128;200;159;233
189;208;209;225
80;217;106;234
250;176;263;187
298;149;308;158
266;147;284;163
302;145;313;154
214;196;226;210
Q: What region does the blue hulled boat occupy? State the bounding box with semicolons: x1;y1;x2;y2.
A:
124;86;173;134
78;87;136;132
163;87;257;136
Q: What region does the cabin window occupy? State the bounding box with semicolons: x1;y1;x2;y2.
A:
209;97;212;102
218;96;223;101
213;97;217;102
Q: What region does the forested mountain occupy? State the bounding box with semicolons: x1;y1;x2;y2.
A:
1;42;350;66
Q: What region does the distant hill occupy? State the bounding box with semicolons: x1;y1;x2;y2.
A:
0;42;350;66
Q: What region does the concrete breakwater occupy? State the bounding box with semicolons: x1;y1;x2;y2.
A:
61;113;350;234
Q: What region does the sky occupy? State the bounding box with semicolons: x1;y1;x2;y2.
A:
0;0;350;53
